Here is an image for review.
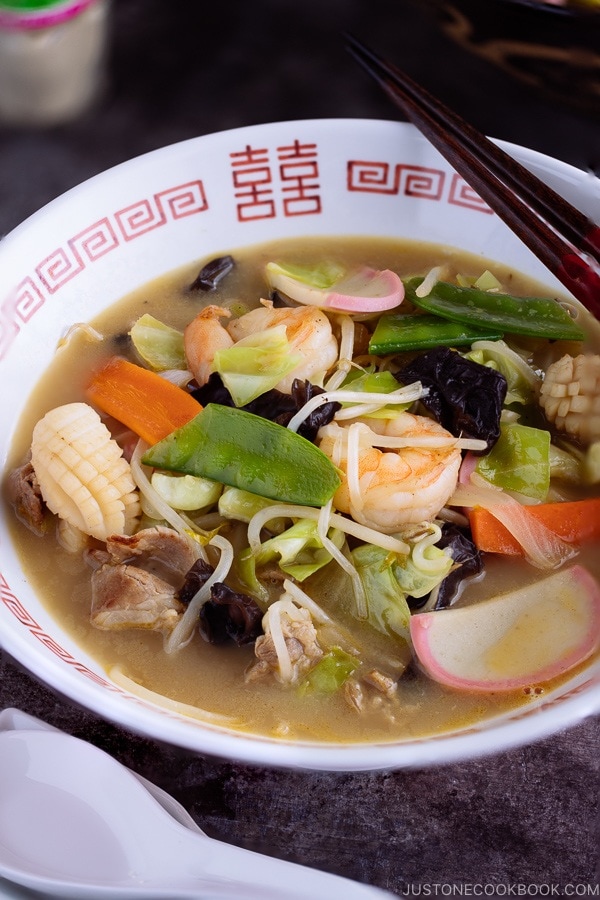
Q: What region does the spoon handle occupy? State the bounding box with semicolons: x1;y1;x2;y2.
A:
168;829;394;899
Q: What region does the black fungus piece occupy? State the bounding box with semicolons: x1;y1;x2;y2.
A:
112;331;131;351
408;524;483;611
191;372;237;407
434;524;484;609
395;346;507;451
178;558;214;605
188;255;235;292
191;375;340;443
275;379;341;442
199;582;264;645
245;386;297;422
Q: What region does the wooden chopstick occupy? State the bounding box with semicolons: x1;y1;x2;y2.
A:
345;33;600;319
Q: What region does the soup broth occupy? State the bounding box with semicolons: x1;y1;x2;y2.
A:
5;236;600;744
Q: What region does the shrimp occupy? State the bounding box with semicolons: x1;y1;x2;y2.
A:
184;305;233;387
318;412;462;533
227;300;338;392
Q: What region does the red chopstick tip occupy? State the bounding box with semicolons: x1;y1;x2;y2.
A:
559;253;600;320
345;35;600;321
585;225;600;257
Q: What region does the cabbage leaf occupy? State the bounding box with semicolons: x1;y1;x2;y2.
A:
238;519;345;598
351;541;452;641
129;314;186;371
212;325;301;406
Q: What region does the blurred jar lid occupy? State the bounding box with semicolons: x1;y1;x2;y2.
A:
0;0;102;29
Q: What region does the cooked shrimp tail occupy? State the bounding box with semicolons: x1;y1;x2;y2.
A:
184;305;233;387
226;300;339;392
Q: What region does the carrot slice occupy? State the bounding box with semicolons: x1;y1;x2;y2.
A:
86;356;201;446
469;498;600;555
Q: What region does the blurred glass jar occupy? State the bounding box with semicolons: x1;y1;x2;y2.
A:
0;0;110;126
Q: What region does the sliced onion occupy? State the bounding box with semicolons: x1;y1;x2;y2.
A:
449;481;575;569
484;501;576;569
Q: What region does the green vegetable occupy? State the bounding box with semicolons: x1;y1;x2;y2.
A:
369;313;502;355
129;314;186;371
339;369;411;418
151;471;222;510
474;270;502;291
548;444;582;484
341;369;399;393
465;339;540;406
475;422;550;500
212;325;301;406
239;519;345;596
218;487;286;532
405;276;585;341
266;260;345;290
298;647;360;695
351;546;410;640
351;539;453;641
142;403;341;507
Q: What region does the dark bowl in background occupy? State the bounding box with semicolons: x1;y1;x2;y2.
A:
421;0;600;117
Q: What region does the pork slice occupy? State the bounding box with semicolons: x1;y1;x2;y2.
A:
104;526;198;586
7;460;47;536
91;563;184;633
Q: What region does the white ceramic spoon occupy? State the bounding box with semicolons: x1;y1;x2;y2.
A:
0;729;393;900
0;708;205;837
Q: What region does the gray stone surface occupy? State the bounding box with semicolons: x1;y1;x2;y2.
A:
1;1;599;895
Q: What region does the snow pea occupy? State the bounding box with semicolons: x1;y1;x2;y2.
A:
142;403;341;507
405;276;585;341
369;313;503;355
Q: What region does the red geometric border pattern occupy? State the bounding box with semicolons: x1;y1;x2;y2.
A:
347;159;400;194
156;181;208;219
348;160;491;212
399;165;444;200
0;150;494;365
69;218;119;263
0;180;208;362
448;173;493;213
115;197;167;241
7;276;45;324
1;573;121;692
36;245;85;294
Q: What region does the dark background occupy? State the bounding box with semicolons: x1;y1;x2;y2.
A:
1;0;598;237
1;1;599;895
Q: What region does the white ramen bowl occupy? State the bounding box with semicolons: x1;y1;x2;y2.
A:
1;119;599;771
